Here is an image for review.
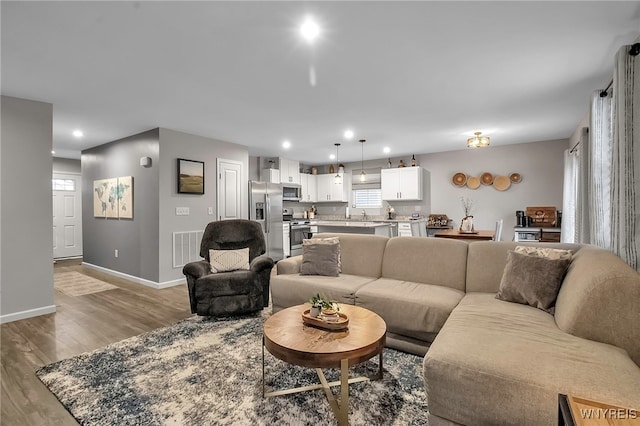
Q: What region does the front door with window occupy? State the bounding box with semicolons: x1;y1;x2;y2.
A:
52;173;83;259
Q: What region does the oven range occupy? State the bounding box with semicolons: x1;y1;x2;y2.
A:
283;208;312;257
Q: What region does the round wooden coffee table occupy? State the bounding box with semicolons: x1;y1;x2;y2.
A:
262;304;386;426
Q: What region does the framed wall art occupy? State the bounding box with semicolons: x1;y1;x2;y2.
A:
177;158;205;194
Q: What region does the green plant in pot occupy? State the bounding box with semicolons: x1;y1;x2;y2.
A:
308;293;338;318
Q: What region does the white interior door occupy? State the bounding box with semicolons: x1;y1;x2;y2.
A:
52;173;83;259
217;159;242;220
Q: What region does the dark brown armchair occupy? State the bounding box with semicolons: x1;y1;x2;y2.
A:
182;219;274;317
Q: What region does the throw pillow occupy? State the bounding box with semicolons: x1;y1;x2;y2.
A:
304;237;342;272
496;250;571;313
300;239;340;276
514;245;573;260
209;248;250;273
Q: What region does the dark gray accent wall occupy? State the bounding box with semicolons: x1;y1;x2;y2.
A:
81;129;160;281
1;96;54;321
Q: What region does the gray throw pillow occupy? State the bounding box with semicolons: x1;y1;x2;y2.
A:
300;241;340;276
496;250;571;313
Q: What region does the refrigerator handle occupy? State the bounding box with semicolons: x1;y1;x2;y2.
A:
265;194;270;233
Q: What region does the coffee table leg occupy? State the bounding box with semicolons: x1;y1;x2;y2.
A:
378;349;384;380
262;335;265;397
339;358;349;426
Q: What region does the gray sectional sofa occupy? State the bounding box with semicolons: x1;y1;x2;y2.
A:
271;233;640;425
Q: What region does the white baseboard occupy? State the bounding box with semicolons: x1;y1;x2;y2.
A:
0;305;57;324
82;263;186;289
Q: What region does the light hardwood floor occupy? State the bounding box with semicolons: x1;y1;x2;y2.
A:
1;259;192;425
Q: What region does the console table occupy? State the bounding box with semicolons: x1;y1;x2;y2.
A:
434;229;495;241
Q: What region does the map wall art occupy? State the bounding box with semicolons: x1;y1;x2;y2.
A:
93;176;134;219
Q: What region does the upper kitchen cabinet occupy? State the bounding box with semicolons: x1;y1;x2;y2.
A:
381;167;425;201
279;158;300;185
300;173;317;203
316;173;351;202
259;157;299;184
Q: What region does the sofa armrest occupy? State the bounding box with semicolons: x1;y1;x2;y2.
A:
250;255;275;274
277;255;302;275
183;260;211;279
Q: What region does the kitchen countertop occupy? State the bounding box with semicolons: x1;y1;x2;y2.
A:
312;220;391;228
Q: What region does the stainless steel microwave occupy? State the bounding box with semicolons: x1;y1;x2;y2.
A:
282;184;301;201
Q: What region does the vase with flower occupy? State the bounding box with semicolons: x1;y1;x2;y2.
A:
459;196;475;233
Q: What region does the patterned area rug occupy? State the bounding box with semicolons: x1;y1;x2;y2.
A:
37;313;428;425
54;271;118;296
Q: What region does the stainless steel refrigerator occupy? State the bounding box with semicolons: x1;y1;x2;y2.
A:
249;181;284;261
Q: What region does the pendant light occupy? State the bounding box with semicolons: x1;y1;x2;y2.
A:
334;143;342;184
359;139;367;182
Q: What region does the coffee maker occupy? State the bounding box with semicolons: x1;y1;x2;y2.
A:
516;210;526;227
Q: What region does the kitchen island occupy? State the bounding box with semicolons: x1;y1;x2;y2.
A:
311;220;392;237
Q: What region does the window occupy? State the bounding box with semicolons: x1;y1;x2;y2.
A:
353;189;382;208
52;179;75;191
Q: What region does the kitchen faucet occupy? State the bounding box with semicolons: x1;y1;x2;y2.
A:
361;209;367;221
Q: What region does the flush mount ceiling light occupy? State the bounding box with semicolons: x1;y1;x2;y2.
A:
334;143;342;184
383;147;390;154
72;129;84;138
282;140;291;149
300;18;320;43
344;130;354;139
467;131;490;148
359;139;367;182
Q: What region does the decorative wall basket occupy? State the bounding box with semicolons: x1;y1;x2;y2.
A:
451;172;522;191
466;176;481;189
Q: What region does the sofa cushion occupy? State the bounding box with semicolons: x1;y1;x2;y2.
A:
423;293;640;426
465;241;583;293
381;237;468;291
270;273;378;311
313;233;388;277
555;246;640;367
496;250;570;313
355;278;464;341
300;239;340;276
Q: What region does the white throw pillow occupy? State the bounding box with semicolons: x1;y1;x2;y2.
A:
209;248;250;273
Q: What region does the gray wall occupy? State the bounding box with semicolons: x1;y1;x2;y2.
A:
417;139;568;241
81;129;160;281
158;128;249;282
53;157;81;174
264;139;568;241
1;96;55;322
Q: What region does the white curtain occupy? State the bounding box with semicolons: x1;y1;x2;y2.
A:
561;148;579;243
610;45;640;270
589;91;612;249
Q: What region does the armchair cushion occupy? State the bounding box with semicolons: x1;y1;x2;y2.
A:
209;248;250;272
195;271;256;297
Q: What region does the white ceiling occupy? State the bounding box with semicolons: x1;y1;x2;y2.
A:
2;1;639;163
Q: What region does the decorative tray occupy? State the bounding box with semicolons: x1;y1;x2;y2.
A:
302;310;349;331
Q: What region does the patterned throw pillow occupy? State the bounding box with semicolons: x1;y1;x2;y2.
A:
209;248;250;273
515;245;573;260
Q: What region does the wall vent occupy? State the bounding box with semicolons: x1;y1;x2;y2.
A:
172;230;204;268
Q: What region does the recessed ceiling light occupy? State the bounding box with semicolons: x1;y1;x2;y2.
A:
383;147;390;154
329;154;336;160
72;130;84;138
282;140;291;149
344;130;354;139
300;17;320;43
51;150;56;154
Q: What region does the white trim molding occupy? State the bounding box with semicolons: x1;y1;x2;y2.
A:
0;305;57;324
82;263;186;289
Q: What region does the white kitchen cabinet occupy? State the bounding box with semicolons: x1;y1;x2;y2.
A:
279;158;300;185
381;167;424;200
260;168;280;184
316;173;351;202
299;173;317;203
